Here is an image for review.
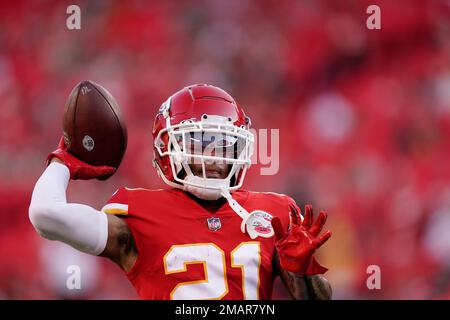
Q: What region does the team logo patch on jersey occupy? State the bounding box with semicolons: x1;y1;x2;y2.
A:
207;217;221;231
246;210;274;238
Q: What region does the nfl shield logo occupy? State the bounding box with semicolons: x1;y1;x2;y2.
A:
207;217;221;231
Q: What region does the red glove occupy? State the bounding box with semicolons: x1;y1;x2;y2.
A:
271;204;332;275
47;137;116;180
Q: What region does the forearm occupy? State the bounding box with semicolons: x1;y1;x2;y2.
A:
275;252;332;300
28;162;108;255
278;269;332;300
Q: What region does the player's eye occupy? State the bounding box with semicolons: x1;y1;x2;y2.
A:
179;131;245;161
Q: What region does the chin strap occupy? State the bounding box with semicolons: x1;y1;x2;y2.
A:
220;189;274;239
183;175;228;200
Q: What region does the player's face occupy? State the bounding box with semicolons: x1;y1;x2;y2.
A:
180;131;240;179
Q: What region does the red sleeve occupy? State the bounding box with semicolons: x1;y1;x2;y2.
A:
101;187;129;216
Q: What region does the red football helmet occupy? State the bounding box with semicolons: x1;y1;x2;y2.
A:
152;84;254;200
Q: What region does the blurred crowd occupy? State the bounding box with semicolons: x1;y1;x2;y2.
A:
1;0;450;299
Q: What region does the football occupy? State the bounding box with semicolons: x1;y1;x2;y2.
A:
62;80;127;180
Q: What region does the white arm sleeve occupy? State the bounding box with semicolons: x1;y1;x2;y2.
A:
28;162;108;256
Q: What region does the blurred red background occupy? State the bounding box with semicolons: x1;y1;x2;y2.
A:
1;0;450;299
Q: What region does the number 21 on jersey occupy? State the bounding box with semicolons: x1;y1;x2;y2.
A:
163;242;261;300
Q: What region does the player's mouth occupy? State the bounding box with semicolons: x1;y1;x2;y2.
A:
189;163;229;179
205;170;223;179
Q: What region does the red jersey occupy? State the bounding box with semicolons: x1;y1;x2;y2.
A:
101;187;296;300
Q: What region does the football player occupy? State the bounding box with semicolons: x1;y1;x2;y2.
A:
29;84;332;299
